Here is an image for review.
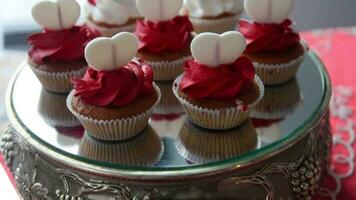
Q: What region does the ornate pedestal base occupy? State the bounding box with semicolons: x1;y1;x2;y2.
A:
1;111;331;200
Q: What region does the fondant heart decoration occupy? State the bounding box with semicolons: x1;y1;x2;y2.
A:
85;32;139;71
136;0;183;22
191;31;246;68
32;0;81;31
244;0;295;24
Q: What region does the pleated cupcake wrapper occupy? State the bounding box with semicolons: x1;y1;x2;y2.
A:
79;127;164;166
154;81;183;114
38;90;80;127
146;56;191;81
175;120;258;164
173;75;265;130
253;51;306;85
250;80;303;119
252;95;303;119
29;63;87;93
190;14;240;34
86;19;136;37
67;83;161;141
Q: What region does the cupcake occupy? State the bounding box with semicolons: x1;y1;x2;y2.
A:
250;78;302;119
38;89;80;127
182;0;243;34
239;0;306;85
134;0;193;81
173;31;264;130
28;0;100;93
67;32;161;141
85;0;142;37
79;125;163;166
176;119;258;164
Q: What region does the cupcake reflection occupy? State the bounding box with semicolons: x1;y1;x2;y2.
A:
55;126;84;146
251;78;302;119
176;120;258;164
38;89;80;127
79;125;163;166
252;118;284;145
153;81;183;115
150;114;186;138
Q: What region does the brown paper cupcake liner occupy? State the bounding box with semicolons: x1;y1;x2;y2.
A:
253;51;306;85
79;125;163;166
154;81;184;114
67;83;161;141
29;62;87;93
176;120;258;164
86;19;136;37
173;75;265;130
38;89;80;127
251;79;303;119
146;56;191;81
190;14;241;34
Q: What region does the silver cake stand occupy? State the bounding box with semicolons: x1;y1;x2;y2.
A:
1;51;331;199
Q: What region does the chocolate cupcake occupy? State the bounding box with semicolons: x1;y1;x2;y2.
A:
38;89;80;127
251;78;302;119
28;0;99;93
173;31;264;130
85;0;142;36
134;0;193;81
239;0;306;85
79;125;163;166
67;32;161;141
182;0;243;33
176;119;258;164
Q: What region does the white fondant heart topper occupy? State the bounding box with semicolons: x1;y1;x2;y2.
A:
136;0;183;22
85;32;139;71
191;31;247;68
32;0;80;31
244;0;295;24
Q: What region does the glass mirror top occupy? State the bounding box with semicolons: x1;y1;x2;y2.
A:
10;52;326;170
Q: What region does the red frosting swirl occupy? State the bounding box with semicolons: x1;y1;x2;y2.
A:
28;25;100;64
239;19;300;53
179;56;255;100
72;61;154;107
135;16;193;53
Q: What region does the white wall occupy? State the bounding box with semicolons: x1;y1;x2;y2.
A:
291;0;356;30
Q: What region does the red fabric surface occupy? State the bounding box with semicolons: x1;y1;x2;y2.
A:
301;28;356;200
0;154;15;186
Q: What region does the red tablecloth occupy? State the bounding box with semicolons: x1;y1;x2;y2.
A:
1;28;356;200
302;29;356;200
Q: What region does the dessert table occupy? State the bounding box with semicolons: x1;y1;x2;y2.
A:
0;27;356;199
